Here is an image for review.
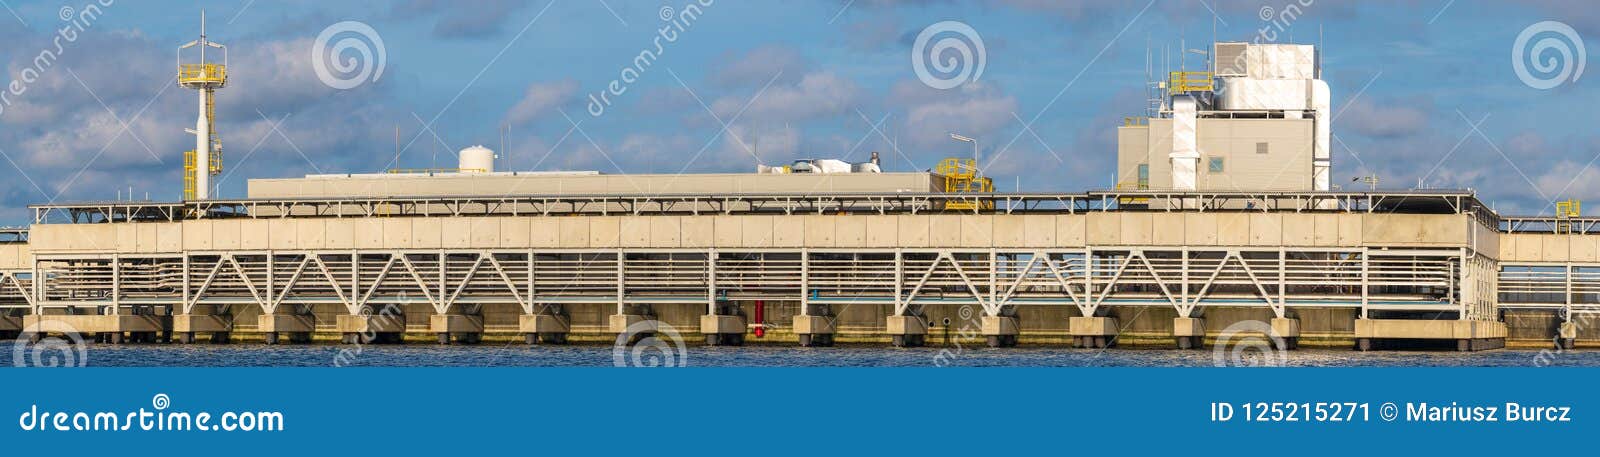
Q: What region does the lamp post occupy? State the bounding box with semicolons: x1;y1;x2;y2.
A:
949;133;976;167
1352;175;1378;191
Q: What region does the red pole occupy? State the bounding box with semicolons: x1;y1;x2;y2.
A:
754;300;765;338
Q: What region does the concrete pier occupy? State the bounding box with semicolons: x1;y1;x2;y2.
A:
258;313;314;344
1271;318;1301;350
1354;319;1507;351
609;314;653;333
173;314;232;344
0;314;20;339
1558;321;1578;350
336;313;406;344
700;314;746;346
982;316;1019;347
793;315;834;347
1172;317;1204;349
430;314;483;344
24;314;169;344
1070;316;1118;348
519;314;569;344
610;314;656;344
886;315;927;347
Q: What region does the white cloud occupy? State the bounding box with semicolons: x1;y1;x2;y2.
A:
712;45;810;87
1339;98;1429;138
892;79;1017;151
504;80;580;126
710;71;860;123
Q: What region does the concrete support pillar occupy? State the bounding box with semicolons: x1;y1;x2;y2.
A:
337;313;406;344
1069;316;1118;348
701;314;747;346
981;316;1018;348
0;314;22;340
520;313;569;345
886;315;926;348
1558;321;1578;350
258;312;315;345
173;313;232;344
793;315;834;347
430;313;484;345
1172;317;1204;350
1271;317;1301;350
26;314;170;345
1355;318;1506;352
610;313;655;345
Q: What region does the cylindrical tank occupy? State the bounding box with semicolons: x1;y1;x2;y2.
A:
459;145;495;173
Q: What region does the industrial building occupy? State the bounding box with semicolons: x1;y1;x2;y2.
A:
0;31;1593;352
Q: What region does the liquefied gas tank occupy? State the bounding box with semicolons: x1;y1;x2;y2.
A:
458;145;496;173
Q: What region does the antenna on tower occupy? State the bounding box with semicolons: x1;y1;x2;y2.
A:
178;10;228;200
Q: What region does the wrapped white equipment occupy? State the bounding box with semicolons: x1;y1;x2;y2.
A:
1170;95;1199;191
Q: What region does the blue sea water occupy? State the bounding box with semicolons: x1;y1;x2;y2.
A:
44;344;1600;367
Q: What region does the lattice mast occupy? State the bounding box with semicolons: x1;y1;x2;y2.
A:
177;11;227;200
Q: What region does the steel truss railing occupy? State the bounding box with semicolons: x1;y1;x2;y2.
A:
30;190;1491;223
19;247;1474;321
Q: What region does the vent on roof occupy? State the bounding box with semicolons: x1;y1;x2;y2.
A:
1214;42;1249;77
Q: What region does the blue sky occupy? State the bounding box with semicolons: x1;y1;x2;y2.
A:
0;0;1595;223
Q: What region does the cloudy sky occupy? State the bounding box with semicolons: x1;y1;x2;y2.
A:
0;0;1594;223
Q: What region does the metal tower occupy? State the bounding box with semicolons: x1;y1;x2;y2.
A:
177;11;227;200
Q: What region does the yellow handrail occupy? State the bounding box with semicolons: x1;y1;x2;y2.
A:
182;150;196;200
1168;71;1213;93
936;157;992;210
1557;199;1582;234
177;63;227;85
386;168;488;174
1557;199;1581;218
1114;181;1149;205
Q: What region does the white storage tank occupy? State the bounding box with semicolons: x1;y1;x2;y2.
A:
459;145;496;173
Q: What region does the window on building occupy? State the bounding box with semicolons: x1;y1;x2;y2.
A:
1136;164;1149;189
1208;157;1225;173
1256;142;1269;154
